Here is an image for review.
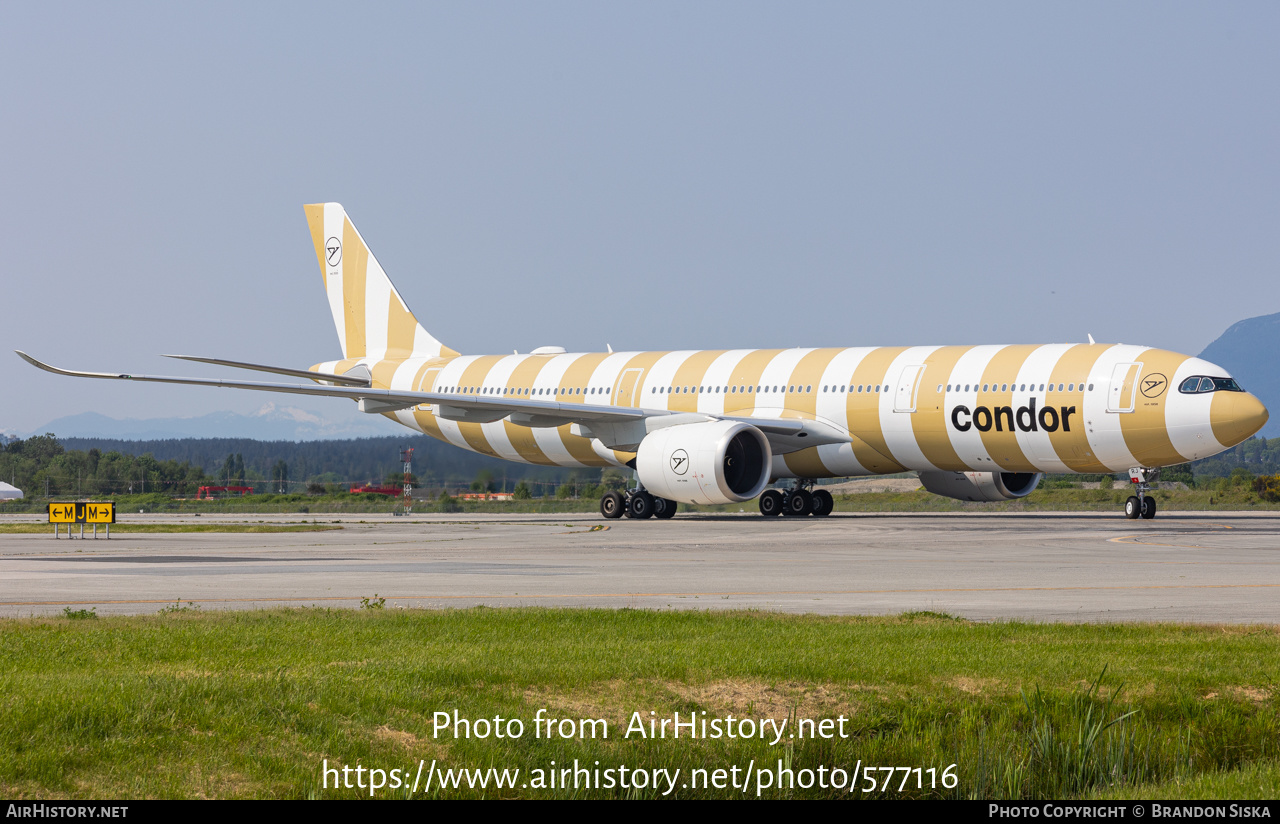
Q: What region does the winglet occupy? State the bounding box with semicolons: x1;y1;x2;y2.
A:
15;351;129;380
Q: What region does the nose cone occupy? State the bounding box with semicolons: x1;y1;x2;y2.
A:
1211;392;1269;448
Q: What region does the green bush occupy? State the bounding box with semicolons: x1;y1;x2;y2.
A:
1252;474;1280;503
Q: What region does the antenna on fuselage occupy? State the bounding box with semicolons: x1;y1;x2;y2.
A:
1088;334;1095;345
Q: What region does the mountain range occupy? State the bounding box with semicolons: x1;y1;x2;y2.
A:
15;402;395;442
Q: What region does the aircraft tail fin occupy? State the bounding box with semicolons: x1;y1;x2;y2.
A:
303;203;458;361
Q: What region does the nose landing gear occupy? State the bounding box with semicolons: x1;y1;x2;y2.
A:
1125;468;1159;520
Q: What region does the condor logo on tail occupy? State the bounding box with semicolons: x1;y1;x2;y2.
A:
951;399;1077;433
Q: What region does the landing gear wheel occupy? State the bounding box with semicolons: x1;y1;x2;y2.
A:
811;489;834;517
1124;496;1141;520
600;491;625;519
629;491;655;519
785;489;812;517
758;489;784;517
653;497;677;519
1141;497;1157;520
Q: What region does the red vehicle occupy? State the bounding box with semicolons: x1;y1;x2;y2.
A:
349;485;401;496
196;486;253;500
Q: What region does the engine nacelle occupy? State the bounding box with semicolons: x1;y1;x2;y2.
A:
918;470;1043;502
636;421;772;505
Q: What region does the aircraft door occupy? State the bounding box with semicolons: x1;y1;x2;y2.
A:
893;365;925;413
614;368;644;407
415;368;440;411
1106;363;1141;413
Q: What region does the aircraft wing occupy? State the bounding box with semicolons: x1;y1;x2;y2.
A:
16;350;651;424
16;351;852;453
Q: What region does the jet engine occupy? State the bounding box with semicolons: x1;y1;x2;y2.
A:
918;470;1042;502
635;420;772;505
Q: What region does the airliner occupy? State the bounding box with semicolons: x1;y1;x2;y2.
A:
19;203;1269;520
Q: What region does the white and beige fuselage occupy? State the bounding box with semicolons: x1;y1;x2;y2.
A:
314;342;1266;480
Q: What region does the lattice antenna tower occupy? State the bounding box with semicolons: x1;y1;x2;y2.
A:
400;447;415;514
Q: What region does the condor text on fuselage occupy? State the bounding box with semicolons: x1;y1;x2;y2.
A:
951;398;1076;434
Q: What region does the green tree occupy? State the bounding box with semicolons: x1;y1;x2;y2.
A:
512;480;532;499
1162;463;1194;486
271;460;289;493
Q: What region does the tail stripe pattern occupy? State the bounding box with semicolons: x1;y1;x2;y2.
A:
304;203;458;362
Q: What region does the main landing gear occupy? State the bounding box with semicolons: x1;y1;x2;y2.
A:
600;488;677;520
759;481;833;518
1124;468;1159;520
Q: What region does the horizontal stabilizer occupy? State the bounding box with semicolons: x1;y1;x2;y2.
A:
162;354;370;387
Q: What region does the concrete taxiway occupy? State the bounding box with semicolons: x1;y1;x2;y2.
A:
1;512;1278;623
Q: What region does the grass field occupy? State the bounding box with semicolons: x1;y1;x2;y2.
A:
1;608;1276;799
0;523;342;534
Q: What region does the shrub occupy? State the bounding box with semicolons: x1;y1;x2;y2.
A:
1252;474;1280;503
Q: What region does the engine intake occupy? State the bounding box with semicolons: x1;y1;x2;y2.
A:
636;421;772;505
918;470;1042;502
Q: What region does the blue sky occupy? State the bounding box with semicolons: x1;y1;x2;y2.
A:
3;2;1277;433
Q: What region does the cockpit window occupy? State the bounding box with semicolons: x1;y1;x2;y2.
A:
1179;375;1243;394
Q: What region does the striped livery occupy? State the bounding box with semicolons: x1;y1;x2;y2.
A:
306;203;1268;481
